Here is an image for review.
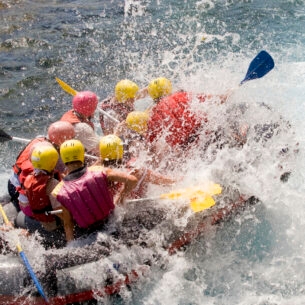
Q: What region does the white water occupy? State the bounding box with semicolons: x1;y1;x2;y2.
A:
1;57;305;305
144;63;305;305
1;1;305;304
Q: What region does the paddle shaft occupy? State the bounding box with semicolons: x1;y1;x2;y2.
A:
0;204;48;302
12;137;30;144
99;108;120;123
0;129;98;160
126;197;159;203
126;184;221;213
17;245;48;302
0;205;10;225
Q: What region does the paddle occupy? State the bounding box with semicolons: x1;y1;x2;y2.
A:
48;183;222;213
0;128;98;160
55;77;120;123
0;204;49;302
223;50;274;110
240;50;274;85
127;183;222;213
167;196;251;255
0;129;30;144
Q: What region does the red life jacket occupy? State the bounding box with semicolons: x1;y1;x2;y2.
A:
61;109;95;130
23;172;55;223
146;91;203;148
12;137;47;176
13;137;48;195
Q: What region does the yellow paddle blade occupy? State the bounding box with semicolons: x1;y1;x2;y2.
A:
160;183;222;200
160;187;200;200
190;195;215;212
56;77;78;96
159;183;222;213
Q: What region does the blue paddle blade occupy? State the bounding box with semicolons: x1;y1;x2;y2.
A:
240;50;274;85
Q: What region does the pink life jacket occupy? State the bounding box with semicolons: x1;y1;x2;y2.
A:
54;166;115;228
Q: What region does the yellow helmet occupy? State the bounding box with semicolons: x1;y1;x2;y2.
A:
99;135;124;161
115;79;139;103
147;77;172;100
31;144;59;173
60;139;85;164
126;111;149;135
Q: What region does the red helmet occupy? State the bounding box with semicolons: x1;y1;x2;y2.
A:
72;91;98;117
48;121;75;146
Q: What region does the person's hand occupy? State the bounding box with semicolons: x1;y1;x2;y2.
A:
136;87;149;100
0;224;13;232
19;229;30;237
0;225;29;237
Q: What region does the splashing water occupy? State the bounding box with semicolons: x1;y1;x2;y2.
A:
1;0;305;304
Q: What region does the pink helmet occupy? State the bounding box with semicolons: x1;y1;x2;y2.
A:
72;91;98;117
48;121;75;146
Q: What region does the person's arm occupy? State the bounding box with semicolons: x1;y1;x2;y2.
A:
135;87;148;100
49;180;75;242
105;168;138;205
59;206;75;242
99;97;122;135
49;199;74;242
143;169;177;185
47;204;74;242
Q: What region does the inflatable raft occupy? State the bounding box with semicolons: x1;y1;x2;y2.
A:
0;185;259;305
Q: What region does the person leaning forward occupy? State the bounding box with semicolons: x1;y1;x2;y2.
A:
15;144;66;248
51;139;138;242
145;77;230;166
99;134;177;200
9;120;75;215
99;79;148;135
60;90;100;156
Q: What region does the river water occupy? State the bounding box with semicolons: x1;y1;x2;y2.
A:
1;0;305;304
